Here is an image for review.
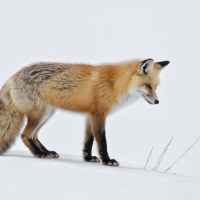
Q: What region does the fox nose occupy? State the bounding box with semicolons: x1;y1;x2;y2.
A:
155;100;159;104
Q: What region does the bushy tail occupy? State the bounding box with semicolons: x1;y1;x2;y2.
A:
0;96;24;154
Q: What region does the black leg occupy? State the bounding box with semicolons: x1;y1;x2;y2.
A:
34;139;59;158
83;117;100;163
99;131;119;166
28;138;42;155
83;134;94;159
91;114;119;166
99;132;110;162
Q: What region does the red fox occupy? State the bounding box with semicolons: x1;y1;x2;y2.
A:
0;59;169;166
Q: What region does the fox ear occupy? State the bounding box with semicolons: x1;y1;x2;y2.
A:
156;61;170;69
139;59;154;75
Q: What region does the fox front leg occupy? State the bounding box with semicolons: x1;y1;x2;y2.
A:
83;116;100;162
91;114;119;166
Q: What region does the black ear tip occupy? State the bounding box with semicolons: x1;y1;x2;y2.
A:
166;61;170;65
156;61;170;67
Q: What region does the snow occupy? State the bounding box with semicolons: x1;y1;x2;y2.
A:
1;151;199;200
1;0;200;199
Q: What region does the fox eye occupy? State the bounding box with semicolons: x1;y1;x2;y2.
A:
145;84;151;89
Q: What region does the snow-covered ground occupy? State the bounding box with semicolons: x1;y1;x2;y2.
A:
1;151;199;200
1;0;200;199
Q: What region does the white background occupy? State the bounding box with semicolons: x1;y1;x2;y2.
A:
0;0;200;177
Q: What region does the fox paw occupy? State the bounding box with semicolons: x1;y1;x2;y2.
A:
48;151;59;158
103;159;119;166
35;152;51;159
35;151;59;159
84;156;100;163
84;153;100;163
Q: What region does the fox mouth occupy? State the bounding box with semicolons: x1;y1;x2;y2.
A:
142;94;154;104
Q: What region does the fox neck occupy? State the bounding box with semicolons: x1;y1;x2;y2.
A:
109;88;141;114
107;62;141;114
107;62;138;96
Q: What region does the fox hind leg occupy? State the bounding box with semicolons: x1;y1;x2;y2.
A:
21;108;59;159
33;138;59;158
21;112;45;157
33;108;59;158
83;116;100;163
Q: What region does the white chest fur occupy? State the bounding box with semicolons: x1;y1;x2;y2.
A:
110;89;141;114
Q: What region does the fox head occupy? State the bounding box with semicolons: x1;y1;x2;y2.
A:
131;59;169;105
